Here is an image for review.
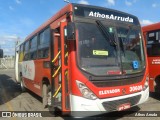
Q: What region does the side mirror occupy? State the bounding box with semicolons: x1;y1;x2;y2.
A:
0;49;3;58
66;22;75;40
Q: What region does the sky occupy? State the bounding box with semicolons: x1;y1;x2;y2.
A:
0;0;159;55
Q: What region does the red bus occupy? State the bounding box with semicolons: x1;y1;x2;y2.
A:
142;22;160;93
15;3;149;117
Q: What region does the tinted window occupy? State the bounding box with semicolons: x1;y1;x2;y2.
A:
39;28;50;48
147;30;160;56
76;22;145;76
24;41;29;52
24;41;29;60
30;36;37;59
19;44;24;62
38;27;50;58
77;22;120;76
30;36;37;50
117;27;145;73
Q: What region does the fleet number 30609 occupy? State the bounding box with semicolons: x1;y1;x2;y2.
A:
129;85;142;92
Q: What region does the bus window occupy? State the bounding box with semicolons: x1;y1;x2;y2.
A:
117;28;143;72
38;28;50;58
77;23;118;71
30;36;37;59
24;41;29;60
147;30;160;56
19;44;24;62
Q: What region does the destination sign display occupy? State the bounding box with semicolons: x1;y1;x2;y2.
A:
73;4;139;25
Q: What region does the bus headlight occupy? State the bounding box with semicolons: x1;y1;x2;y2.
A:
76;80;97;100
143;76;149;91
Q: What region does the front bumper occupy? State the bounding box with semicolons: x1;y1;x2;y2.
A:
70;86;149;117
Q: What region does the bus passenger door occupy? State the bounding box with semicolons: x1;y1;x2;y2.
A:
60;22;70;112
52;29;62;108
51;22;70;112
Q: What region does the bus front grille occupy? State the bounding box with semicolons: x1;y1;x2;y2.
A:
92;76;143;87
102;95;141;112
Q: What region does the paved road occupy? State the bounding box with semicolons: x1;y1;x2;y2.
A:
0;69;63;120
0;69;160;120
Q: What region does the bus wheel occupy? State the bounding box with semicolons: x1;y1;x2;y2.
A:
20;77;26;92
42;84;51;108
155;77;160;93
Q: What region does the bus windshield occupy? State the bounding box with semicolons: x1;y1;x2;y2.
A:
76;22;145;76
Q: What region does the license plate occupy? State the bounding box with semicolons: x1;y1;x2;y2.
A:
117;103;131;111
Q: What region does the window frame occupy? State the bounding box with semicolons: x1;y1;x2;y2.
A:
147;29;160;57
18;43;24;62
30;35;38;60
23;41;30;61
37;27;51;59
147;29;160;45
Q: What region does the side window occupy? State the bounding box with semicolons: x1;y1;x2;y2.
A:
38;27;50;58
19;44;24;62
24;41;29;60
147;30;160;56
30;36;37;59
147;30;160;44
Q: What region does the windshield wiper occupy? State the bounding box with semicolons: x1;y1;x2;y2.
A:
96;20;117;46
119;37;125;56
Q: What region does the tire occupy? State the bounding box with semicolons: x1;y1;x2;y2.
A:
42;84;51;108
20;77;26;92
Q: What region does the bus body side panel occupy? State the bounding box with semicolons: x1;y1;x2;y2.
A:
35;59;51;96
23;77;41;96
22;59;51;97
142;23;160;92
148;57;160;92
148;57;155;92
22;60;41;96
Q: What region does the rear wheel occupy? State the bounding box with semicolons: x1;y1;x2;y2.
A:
42;84;51;108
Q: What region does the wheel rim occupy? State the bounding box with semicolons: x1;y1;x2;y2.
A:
47;91;51;106
21;80;23;89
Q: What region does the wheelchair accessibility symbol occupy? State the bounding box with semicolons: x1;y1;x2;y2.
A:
132;61;139;69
